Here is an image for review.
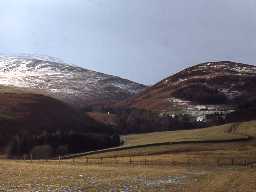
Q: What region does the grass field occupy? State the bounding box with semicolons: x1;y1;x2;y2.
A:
1;121;256;191
122;123;250;146
0;160;255;192
121;121;256;147
69;121;256;160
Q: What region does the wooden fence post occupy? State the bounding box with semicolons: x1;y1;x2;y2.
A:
244;160;247;167
30;154;33;163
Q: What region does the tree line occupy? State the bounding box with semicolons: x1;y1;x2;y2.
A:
6;131;120;159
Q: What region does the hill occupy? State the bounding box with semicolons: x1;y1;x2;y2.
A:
0;85;120;158
123;61;256;119
110;61;256;133
0;55;146;109
71;121;256;160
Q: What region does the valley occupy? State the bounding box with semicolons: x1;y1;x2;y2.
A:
0;58;256;191
2;0;256;190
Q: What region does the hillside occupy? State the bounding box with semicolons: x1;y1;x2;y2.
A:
0;55;146;109
71;121;256;160
118;61;256;124
0;85;119;158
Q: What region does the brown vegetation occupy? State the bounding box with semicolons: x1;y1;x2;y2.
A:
0;86;120;158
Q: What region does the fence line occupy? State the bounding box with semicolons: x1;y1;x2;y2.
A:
47;156;256;168
58;137;252;160
17;153;256;169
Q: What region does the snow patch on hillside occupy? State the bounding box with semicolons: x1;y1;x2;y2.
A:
166;97;235;122
0;56;145;105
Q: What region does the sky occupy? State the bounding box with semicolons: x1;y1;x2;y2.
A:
0;0;256;85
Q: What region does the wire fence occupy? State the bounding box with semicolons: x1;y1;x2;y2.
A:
20;155;256;168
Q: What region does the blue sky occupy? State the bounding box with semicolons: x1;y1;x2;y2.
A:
0;0;256;84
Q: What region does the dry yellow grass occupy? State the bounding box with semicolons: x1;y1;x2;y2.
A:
235;120;256;137
0;160;200;191
195;168;256;192
73;121;255;159
122;121;253;147
1;122;256;191
0;160;255;192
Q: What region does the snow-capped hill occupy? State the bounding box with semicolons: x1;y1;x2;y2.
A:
0;56;146;108
121;61;256;123
169;61;256;82
0;54;65;64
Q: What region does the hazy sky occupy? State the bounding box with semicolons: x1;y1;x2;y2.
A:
0;0;256;84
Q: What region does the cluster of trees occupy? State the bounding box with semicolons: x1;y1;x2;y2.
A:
103;108;207;134
173;84;228;105
112;106;256;134
225;98;256;123
6;131;120;159
86;106;235;134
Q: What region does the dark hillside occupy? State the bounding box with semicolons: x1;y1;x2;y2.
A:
109;61;256;133
0;86;120;158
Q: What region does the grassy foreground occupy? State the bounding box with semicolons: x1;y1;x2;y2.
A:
1;121;256;191
0;160;255;192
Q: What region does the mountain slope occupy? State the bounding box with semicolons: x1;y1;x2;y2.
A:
0;86;95;139
120;61;256;122
0;85;120;157
0;56;146;108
